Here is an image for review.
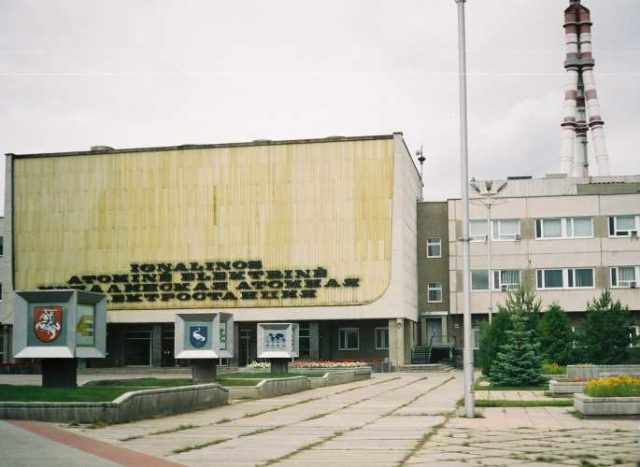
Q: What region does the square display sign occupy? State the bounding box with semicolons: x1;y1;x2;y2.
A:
175;312;234;359
13;290;107;359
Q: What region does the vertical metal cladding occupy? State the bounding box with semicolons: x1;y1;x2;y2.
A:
560;0;610;176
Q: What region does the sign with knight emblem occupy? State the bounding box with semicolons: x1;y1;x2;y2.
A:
13;290;107;359
33;305;64;343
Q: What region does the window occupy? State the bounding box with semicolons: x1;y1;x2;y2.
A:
470;219;521;241
611;266;639;288
339;328;359;350
471;270;489;291
426;238;442;258
0;236;3;256
536;268;594;289
493;270;520;291
535;217;593;239
492;219;520;241
609;215;640;237
375;327;389;350
427;283;442;302
472;328;481;350
469;220;488;241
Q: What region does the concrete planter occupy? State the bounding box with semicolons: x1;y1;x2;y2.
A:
567;365;640;379
574;393;640;416
549;380;587;396
0;384;228;424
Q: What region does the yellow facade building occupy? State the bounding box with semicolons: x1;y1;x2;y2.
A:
2;133;421;366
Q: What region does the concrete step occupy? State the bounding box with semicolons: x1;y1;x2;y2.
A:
394;364;455;372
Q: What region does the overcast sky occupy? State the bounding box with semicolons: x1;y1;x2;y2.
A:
1;0;639;211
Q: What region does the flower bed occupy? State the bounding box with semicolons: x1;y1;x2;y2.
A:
244;359;372;371
584;375;640;397
574;376;640;416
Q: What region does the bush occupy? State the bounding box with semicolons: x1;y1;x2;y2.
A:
541;362;566;375
584;376;640;397
539;303;575;365
489;314;544;387
575;290;633;364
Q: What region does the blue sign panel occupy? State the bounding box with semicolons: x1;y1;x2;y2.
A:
189;325;208;348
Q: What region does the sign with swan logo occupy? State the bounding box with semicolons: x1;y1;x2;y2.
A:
174;312;234;359
189;326;208;348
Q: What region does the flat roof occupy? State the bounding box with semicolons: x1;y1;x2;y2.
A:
8;133;400;159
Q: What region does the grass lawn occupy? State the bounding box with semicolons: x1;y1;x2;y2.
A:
475;399;573;408
0;372;323;401
0;385;141;402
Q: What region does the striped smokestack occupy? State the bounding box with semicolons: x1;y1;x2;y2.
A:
559;0;610;176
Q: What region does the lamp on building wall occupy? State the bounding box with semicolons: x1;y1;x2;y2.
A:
470;179;508;324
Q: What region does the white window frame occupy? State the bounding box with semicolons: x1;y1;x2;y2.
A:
427;282;443;303
609;215;640;238
535;217;594;240
492;219;521;241
426;238;442;258
610;266;639;288
375;327;389;350
338;327;360;351
469;220;488;242
536;268;595;290
471;270;489;291
472;327;481;350
493;270;521;291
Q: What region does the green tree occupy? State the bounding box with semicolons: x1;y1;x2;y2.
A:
576;290;632;364
479;310;513;376
489;314;544;386
499;285;542;335
539;303;575;365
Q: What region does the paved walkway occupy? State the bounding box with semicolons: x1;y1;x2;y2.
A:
1;371;639;466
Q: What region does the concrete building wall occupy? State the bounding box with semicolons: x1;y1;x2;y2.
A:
448;176;640;316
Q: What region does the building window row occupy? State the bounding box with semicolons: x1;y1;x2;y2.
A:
535;217;593;239
462;215;640;242
469;219;520;242
536;268;594;289
338;327;390;351
471;269;520;291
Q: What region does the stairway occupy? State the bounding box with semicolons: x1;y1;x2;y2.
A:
410;346;431;364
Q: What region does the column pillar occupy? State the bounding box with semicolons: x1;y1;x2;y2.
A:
151;324;162;367
230;323;240;367
309;321;320;360
388;318;405;367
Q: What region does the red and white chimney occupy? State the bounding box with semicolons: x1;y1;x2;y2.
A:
559;0;610;177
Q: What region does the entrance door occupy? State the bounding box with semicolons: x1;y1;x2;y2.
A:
238;326;257;367
425;318;443;347
124;328;151;366
161;325;175;367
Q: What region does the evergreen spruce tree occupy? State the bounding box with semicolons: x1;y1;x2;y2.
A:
539;303;575;365
489;314;544;386
479;310;513;376
576;290;632;364
479;285;542;376
499;285;542;336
